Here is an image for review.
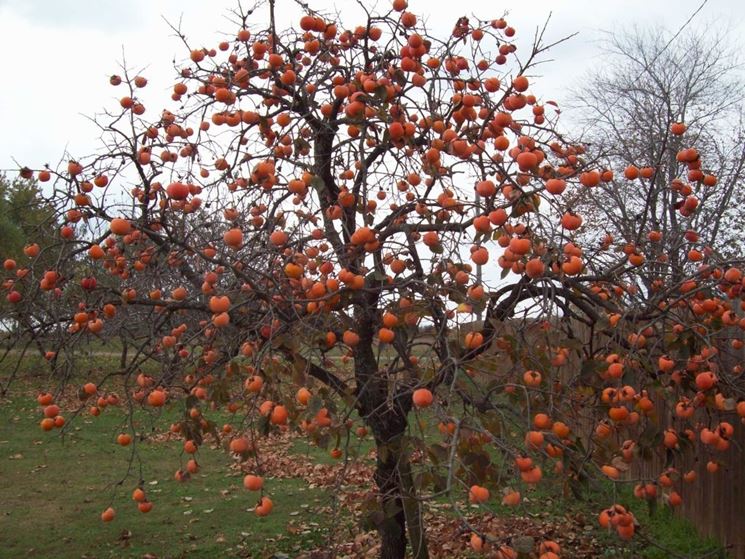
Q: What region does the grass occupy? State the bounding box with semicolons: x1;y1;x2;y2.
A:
289;429;375;464
0;359;729;559
0;393;336;559
634;506;725;559
505;482;725;558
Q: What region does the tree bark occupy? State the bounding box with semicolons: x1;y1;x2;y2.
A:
398;445;428;559
353;289;429;559
373;422;429;559
374;431;408;559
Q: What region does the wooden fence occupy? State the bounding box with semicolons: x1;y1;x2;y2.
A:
568;320;745;558
630;402;745;559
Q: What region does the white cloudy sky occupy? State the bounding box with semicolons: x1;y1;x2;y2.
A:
0;0;743;173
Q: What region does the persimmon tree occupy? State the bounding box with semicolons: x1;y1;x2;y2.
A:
4;1;745;558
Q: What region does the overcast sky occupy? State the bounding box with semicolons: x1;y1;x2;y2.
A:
0;0;743;173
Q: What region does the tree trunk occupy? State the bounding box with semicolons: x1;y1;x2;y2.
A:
375;434;408;559
398;447;428;559
373;424;429;559
353;291;428;559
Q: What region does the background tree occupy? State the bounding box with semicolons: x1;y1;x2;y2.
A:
4;2;745;558
0;173;58;261
0;173;63;367
570;27;745;279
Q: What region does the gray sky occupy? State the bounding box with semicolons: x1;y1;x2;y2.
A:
0;0;743;172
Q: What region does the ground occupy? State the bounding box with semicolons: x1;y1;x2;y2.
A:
0;355;727;558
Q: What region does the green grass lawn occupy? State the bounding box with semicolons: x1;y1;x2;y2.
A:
0;393;336;559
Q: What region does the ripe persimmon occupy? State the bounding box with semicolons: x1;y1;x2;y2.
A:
132;488;146;502
270;405;288;425
525;258;544;278
255;496;273;516
243;474;264;491
147;389;166;407
342;330;360;346
269;230;288;246
464;331;484;349
244;375;263;393
110;218;132;236
209;296;230;313
138;501;153;513
167;182;189;200
230;437;252;454
468;485;490;503
223;228;243;248
412;388;433;408
212;312;230;328
470;533;484;552
378;327;395;343
43;404;60;418
296;387;311;406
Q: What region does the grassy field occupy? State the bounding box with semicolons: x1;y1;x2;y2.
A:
0;393;339;558
0;359;728;559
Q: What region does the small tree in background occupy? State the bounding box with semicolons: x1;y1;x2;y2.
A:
571;27;745;269
0;173;63;366
0;173;58;264
3;2;745;558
